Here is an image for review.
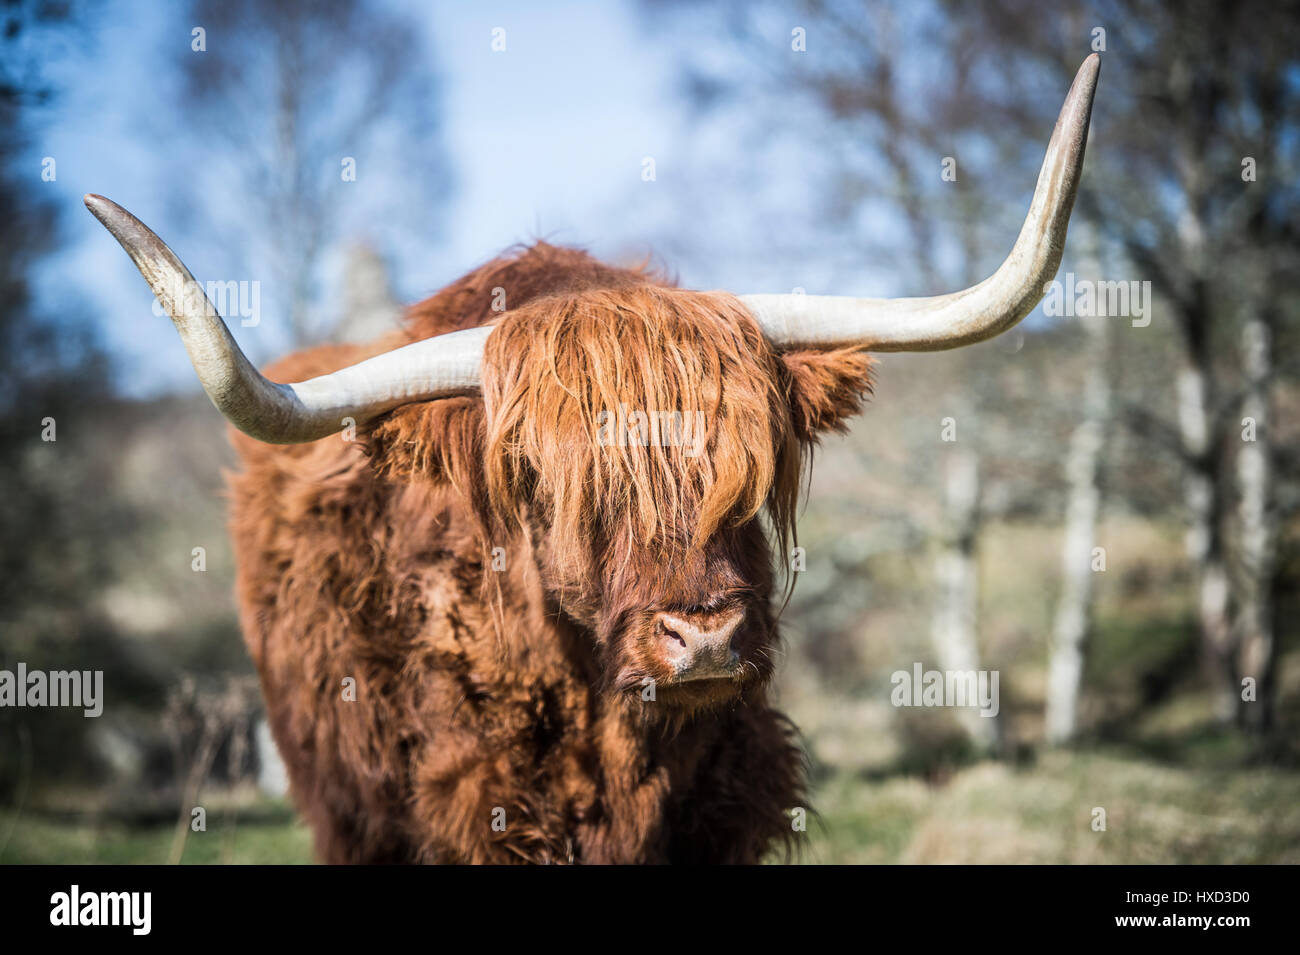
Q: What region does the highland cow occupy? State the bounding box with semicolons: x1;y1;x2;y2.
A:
86;56;1098;863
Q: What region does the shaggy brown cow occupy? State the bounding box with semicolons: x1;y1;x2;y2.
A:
86;56;1098;863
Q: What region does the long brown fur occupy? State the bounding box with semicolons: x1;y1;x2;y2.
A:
228;243;873;863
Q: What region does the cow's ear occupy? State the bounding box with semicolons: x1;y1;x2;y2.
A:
363;397;486;495
779;347;875;439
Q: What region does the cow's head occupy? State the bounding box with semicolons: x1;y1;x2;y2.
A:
475;284;870;711
85;56;1098;714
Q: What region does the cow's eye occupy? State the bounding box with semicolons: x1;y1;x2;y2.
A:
678;596;733;616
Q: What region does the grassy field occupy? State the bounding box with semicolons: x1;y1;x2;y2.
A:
0;800;314;865
4;740;1296;864
785;651;1300;863
804;747;1300;864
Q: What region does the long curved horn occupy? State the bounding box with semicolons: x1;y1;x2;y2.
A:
84;194;488;443
740;54;1100;351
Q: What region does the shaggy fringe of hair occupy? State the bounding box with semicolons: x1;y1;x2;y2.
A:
480;286;805;581
367;243;876;611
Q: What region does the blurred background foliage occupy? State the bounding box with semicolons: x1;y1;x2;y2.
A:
1;0;1298;863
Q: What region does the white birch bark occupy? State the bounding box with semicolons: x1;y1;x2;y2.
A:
1177;364;1235;722
1234;318;1275;730
931;447;998;749
1046;312;1110;743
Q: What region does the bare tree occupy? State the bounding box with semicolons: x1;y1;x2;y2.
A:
1047;0;1299;729
172;0;450;348
1046;234;1111;743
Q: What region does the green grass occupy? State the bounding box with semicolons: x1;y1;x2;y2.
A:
0;803;314;864
5;741;1296;864
802;747;1300;864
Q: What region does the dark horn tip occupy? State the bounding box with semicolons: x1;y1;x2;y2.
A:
83;194;117;223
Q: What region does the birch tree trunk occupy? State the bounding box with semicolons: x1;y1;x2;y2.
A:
1045;312;1111;744
1233;318;1275;731
1177;363;1235;723
931;447;998;750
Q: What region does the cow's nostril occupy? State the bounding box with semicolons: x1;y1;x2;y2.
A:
660;622;687;647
